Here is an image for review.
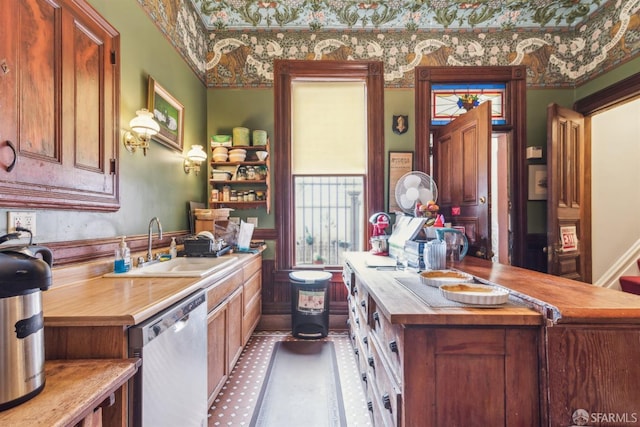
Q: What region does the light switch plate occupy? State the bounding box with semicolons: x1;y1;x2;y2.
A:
7;211;37;236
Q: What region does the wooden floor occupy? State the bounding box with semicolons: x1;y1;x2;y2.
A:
208;331;372;426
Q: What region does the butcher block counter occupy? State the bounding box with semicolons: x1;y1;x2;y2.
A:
0;359;140;427
344;252;640;427
40;251;262;427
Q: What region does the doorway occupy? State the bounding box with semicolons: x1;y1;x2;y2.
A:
415;66;528;267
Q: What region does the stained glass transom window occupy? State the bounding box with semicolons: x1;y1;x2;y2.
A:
431;83;507;126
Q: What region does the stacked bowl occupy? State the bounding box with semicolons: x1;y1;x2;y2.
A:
212;146;228;162
228;148;246;162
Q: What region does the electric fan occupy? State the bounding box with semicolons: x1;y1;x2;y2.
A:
394;171;438;215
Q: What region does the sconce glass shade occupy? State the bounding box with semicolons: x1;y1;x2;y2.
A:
129;109;160;137
186;145;208;162
184;145;208;175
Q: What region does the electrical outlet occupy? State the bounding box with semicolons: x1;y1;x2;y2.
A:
7;211;37;236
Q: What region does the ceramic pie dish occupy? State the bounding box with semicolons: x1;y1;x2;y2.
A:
440;283;509;305
419;269;473;287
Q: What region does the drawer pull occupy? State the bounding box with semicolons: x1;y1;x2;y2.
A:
351;333;356;341
360;300;366;308
373;311;380;325
355;318;360;326
351;306;356;314
382;393;392;411
368;356;375;369
354;287;358;294
362;336;368;347
367;401;373;412
389;340;398;353
354;348;359;356
361;372;367;383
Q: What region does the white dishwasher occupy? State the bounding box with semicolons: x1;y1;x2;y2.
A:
129;290;207;427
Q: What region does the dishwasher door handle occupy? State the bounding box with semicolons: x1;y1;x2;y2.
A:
172;314;190;333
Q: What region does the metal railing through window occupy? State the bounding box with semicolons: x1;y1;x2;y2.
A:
294;176;364;266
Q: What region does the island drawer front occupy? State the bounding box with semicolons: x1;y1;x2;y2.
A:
207;268;244;312
370;309;404;383
348;307;365;366
349;293;367;334
367;333;402;427
353;279;370;322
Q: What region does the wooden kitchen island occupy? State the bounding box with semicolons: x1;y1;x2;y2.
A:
344;252;640;427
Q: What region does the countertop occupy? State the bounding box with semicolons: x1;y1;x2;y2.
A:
345;252;640;326
0;358;140;427
345;252;542;326
43;252;259;327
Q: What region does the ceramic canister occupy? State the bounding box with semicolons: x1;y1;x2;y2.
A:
252;130;267;146
232;127;249;146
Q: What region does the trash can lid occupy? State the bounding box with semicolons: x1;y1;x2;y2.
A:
289;271;332;284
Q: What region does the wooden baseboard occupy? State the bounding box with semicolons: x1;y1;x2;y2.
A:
256;314;348;332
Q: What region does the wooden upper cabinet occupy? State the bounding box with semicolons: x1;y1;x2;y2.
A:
0;0;120;211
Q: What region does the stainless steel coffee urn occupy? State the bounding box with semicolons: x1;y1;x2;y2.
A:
0;232;52;411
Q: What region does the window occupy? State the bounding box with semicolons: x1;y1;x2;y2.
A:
291;80;366;267
274;60;385;270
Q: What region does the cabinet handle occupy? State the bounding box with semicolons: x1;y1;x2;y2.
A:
361;373;367;383
367;401;373;412
362;336;368;347
4;140;17;172
351;306;355;314
373;311;380;325
354;348;359;356
382;393;392;411
354;287;358;294
350;333;356;341
368;356;375;369
360;300;366;308
355;318;360;326
389;340;398;353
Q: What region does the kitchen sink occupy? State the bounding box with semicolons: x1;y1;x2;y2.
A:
104;256;237;278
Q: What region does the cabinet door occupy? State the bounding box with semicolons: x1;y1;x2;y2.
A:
0;0;120;211
227;287;243;371
207;302;228;404
242;268;262;345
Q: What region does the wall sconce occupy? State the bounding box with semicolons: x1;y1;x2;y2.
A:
123;109;160;155
183;145;208;175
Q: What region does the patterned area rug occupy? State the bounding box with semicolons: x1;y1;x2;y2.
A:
250;341;346;426
208;331;371;427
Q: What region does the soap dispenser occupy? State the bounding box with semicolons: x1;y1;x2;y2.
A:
169;237;177;259
114;236;131;273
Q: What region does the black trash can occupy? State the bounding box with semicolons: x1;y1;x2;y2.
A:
290;271;332;339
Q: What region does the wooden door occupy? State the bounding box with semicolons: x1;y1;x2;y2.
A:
207;302;228;405
227;287;244;372
546;104;588;282
433;101;492;259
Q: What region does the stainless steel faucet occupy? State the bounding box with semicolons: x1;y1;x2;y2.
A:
147;216;163;262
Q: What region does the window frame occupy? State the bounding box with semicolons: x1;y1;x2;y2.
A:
273;60;385;271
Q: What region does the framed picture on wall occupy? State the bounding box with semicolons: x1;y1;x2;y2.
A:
148;76;184;152
388;151;414;212
528;164;548;200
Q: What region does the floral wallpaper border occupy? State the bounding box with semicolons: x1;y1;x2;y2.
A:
191;0;604;31
138;0;640;88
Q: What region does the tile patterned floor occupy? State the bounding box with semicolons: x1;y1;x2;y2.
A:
208;331;372;427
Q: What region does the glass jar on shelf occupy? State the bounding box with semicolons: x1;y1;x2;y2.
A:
236;166;247;181
246;166;256;180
